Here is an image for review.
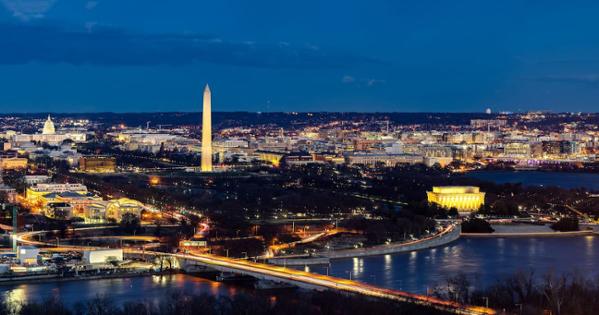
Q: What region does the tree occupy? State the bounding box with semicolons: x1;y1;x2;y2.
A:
120;213;141;235
0;191;8;204
461;218;494;233
551;217;579;232
542;272;568;315
447;207;459;217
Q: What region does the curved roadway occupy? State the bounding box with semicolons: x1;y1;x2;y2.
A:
16;226;495;315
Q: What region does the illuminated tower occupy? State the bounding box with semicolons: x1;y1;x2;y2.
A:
201;84;213;172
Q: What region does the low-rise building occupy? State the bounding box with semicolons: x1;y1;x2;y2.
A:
24;175;51;186
83;248;123;264
79;156;116;173
105;198;144;222
26;183;89;207
427;186;485;212
345;152;424;167
44;202;73;219
0;157;27;169
17;246;40;266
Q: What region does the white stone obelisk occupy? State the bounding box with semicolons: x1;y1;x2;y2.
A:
201;84;213;172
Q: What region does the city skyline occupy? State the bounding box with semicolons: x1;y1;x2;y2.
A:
3;1;599;113
1;2;599;314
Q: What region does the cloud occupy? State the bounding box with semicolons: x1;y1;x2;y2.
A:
0;22;376;69
1;0;56;20
367;79;385;86
341;75;355;83
341;75;385;87
536;74;599;85
85;1;98;10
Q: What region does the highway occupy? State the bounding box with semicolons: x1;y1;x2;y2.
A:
15;226;495;315
141;249;495;315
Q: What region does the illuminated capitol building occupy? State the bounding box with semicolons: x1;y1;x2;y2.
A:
11;115;86;145
427;186;485;212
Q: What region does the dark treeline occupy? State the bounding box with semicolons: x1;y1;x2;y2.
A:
433;271;599;315
460;218;495;233
0;290;450;315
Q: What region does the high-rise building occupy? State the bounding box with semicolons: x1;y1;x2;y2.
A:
201;84;213;172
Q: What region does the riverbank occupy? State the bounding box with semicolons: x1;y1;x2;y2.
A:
0;269;175;286
269;224;461;265
464;170;599;190
462;230;594;238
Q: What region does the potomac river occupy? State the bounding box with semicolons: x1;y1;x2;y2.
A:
2;235;598;305
465;170;599;190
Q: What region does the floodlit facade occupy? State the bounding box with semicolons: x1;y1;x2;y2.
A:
201;84;213;172
84;202;108;223
0;157;28;169
42;115;56;135
79;156;116;173
345;152;424;167
427;186;485;212
26;183;89;206
257;151;285;167
105;198;144;222
11;116;86;145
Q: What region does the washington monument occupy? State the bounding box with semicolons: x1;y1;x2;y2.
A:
201;84;213;172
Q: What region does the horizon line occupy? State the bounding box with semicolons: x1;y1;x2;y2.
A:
0;110;594;115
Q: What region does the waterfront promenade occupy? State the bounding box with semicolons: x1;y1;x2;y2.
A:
462;230;595;238
268;223;460;266
321;223;460;259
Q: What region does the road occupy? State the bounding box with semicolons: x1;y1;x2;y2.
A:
16;226;495;315
140;249;495;315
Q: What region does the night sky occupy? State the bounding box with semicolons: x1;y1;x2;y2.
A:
1;1;599;113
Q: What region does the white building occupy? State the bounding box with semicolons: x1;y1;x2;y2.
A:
83;248;123;264
11;116;87;145
345;152;424;167
17;246;40;266
24;175;51;186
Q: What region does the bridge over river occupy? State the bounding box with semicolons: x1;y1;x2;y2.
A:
14;226;495;315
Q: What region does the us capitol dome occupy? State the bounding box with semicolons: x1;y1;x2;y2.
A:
42;115;56;135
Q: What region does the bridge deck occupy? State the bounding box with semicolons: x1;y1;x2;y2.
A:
151;250;495;315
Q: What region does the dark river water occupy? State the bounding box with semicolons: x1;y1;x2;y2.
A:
465;170;599;190
0;274;246;307
313;236;599;294
2;236;598;305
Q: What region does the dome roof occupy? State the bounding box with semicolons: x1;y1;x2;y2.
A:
42;115;55;135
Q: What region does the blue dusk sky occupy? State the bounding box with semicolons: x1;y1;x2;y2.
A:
1;0;599;113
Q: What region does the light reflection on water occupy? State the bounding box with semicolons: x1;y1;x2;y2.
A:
0;274;241;307
313;236;599;294
1;236;598;303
